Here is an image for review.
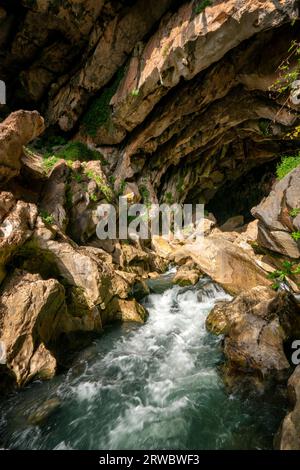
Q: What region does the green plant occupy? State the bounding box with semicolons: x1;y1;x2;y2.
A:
85;170;113;201
165;192;174;204
276;153;300;179
40;210;54;225
82;68;124;137
194;0;212;14
90;193;98;202
130;88;139;97
118;179;126;196
270;40;300;95
42;155;60;173
139;185;151;207
56;141;104;162
290;208;300;218
268;260;300;290
291;231;300;241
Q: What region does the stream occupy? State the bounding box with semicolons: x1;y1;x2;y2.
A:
0;270;286;450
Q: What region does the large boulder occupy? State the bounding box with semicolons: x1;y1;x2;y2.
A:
252;166;300;259
169;235;272;294
277;365;300;450
206;286;300;381
0;110;44;184
0;271;66;387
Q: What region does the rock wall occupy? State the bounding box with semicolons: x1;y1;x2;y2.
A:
1;0;300;205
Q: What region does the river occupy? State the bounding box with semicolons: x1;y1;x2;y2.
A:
0;270;286;449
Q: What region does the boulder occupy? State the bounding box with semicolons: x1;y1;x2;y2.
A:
173;262;201;287
252;166;300;258
0;271;66;387
206;286;300;381
277;366;300;450
0;195;37;284
0;110;44;184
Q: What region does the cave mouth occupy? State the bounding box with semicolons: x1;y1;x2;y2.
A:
205;159;278;225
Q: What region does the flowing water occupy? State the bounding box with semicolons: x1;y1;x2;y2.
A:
0;271;286;450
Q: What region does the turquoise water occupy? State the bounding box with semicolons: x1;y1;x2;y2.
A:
0;273;286;449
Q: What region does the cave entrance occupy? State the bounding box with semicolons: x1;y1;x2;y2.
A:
205;160;277;225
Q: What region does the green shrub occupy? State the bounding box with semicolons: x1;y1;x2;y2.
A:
276;154;300;179
40;210;54;225
56;142;104;162
290;208;300;218
291;231;300;241
268;260;300;290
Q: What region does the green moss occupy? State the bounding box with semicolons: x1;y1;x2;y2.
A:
290;208;300;217
276;153;300;179
82;68;124;137
194;0;212;14
165;192;174;204
40;210;54;225
42;155;61;173
56;141;105;163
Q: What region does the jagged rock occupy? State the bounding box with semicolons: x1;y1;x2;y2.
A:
170;235;272;294
104;298;148;324
277;366;300;450
252;166;300;258
0;111;44;184
206;286;300;381
173;262;201;286
0;195;37;284
110;0;297;137
0;271;66;387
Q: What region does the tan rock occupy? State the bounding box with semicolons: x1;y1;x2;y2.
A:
207;287;300;380
0;197;37;284
110;0;297;136
252;166;300;258
0;110;44;184
0;271;66;386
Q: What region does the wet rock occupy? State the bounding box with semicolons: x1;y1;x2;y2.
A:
206;286;300;381
252;166;300;259
173;263;201;287
28;397;61;426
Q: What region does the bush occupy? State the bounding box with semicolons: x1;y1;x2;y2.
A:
276;153;300;179
56;142;104;162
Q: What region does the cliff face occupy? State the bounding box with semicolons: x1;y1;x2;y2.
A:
1;0;300;206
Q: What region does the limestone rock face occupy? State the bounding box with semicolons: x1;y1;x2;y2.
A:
206;286;300;380
252;166;300;258
0;111;45;184
0;271;66;387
